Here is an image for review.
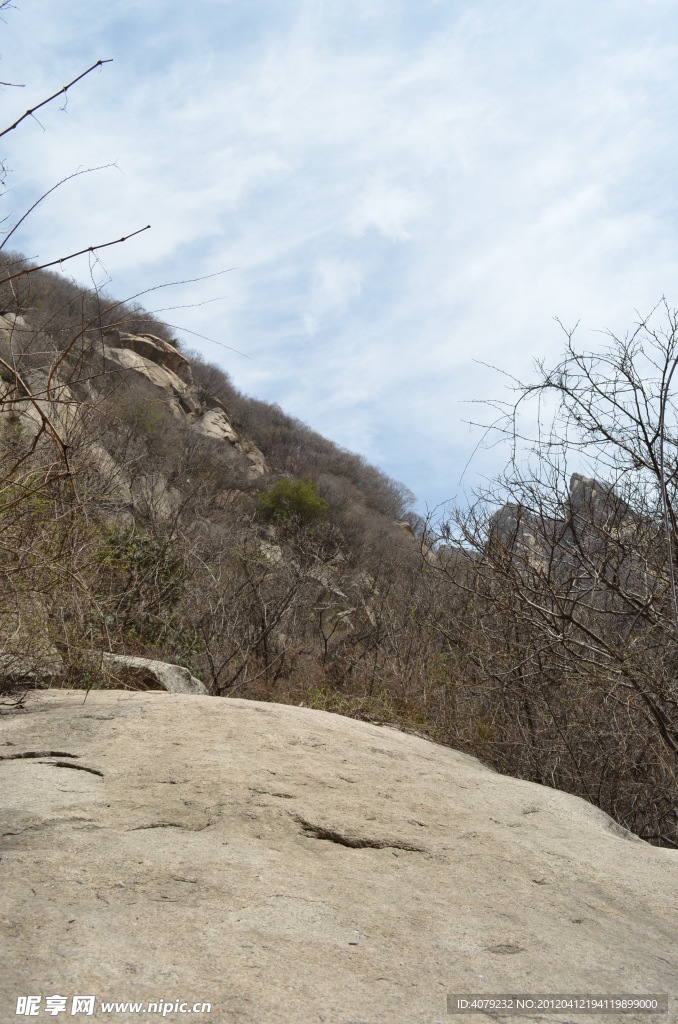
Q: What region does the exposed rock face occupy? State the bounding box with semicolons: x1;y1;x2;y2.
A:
195;405;238;442
100;340;190;409
490;473;636;571
569;472;617;513
1;690;676;1023
0;313;39;371
1;321;268;509
0;367;79;438
103;330;194;385
101;330;268;480
102;653;207;694
234;436;268;478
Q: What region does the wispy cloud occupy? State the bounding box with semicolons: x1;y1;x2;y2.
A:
3;0;678;510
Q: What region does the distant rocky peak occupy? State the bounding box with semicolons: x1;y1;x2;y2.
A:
569;472;616;510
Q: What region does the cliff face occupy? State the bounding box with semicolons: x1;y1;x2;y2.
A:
489;472;645;579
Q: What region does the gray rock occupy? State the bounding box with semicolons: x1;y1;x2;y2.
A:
195;406;238;442
236;437;269;477
569;472;617;512
99;331;268;478
0;690;676;1024
0;313;37;371
104;330;193;385
178;391;202;415
101;653;207;694
101;339;190;403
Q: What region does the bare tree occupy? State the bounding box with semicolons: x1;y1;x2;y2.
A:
425;305;678;847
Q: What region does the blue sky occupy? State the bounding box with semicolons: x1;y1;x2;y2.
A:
3;0;678;512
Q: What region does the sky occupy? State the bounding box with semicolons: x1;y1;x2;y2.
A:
2;0;678;514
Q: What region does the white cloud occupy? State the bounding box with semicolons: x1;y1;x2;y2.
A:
350;180;423;241
303;259;362;335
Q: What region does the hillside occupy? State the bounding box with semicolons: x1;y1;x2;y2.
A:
1;255;677;851
0;256;433;703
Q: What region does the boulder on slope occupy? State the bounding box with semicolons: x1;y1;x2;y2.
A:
101;653;207;695
104;330;193;385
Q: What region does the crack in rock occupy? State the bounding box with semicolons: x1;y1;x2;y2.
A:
48;761;104;777
249;787;295;799
486;943;526;954
0;751;79;761
293;814;426;852
2;815;97;837
129;820;214;832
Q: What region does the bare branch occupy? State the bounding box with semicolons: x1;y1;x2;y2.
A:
1;163;117;252
0;59;113;140
0;224;151;287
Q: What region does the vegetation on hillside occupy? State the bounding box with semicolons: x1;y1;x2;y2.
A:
0;250;178;350
256;477;329;527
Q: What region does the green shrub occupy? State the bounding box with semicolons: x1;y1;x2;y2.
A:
95;526;186;646
121;398;163;435
256;476;329;527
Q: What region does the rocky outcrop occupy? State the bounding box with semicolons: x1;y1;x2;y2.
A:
101;330;268;479
101;653;207;694
2;322;269;502
195;405;238;442
0;312;39;371
1;690;675;1024
100;340;190;411
103;330;194;385
569;472;618;513
490;473;636;570
235;436;268;477
3;319;268;504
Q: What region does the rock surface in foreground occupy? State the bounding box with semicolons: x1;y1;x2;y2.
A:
0;691;676;1024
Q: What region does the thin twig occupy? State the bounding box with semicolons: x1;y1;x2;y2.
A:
1;164;116;252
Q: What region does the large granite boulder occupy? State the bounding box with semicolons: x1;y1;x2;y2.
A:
101;653;207;695
103;330;193;385
0;690;675;1023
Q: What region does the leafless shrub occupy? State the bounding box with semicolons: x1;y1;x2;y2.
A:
424;306;678;847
